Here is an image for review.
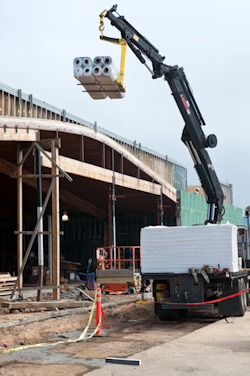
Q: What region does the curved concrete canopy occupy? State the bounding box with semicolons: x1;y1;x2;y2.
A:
0;117;176;202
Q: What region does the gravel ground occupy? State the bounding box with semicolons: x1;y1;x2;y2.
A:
0;292;224;376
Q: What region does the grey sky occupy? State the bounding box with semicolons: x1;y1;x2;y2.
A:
1;0;249;211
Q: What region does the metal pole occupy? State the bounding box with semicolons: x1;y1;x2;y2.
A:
36;149;44;301
51;140;60;300
247;214;250;261
112;180;116;248
111;149;116;268
159;187;163;226
48;215;53;284
108;188;112;247
16;144;23;288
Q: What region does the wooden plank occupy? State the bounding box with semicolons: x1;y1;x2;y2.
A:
0;277;17;282
0;128;37;141
0;282;15;287
0;299;132;329
0;287;13;292
11;174;63;178
0;158;105;218
42;153;162;196
53;149;176;200
0;291;13;296
17;285;63;291
1;300;88;310
162;185;177;204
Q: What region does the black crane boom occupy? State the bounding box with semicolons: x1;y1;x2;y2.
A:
102;5;225;223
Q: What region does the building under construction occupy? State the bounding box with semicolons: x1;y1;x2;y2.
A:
0;83;243;297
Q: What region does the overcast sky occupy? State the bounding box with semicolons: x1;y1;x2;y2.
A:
1;0;249;211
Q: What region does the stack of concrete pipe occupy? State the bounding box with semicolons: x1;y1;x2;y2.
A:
73;56;124;100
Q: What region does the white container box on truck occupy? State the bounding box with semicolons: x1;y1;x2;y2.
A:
141;224;250;319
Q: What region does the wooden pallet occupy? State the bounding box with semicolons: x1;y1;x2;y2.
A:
0;273;17;296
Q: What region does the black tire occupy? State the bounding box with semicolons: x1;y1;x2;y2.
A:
159;315;169;321
247;282;250;306
241;278;247;310
238;279;246;317
159;310;181;320
180;309;188;318
128;286;136;295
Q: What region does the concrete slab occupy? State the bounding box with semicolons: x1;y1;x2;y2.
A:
87;312;250;376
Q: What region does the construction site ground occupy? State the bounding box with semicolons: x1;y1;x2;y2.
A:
0;289;249;376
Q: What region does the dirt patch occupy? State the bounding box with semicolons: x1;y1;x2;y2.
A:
0;363;92;376
0;296;146;347
0;295;226;376
0;308;91;347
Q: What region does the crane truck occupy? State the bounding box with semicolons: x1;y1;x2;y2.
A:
99;5;249;318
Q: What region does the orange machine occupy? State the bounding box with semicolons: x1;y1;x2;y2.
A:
96;246;141;294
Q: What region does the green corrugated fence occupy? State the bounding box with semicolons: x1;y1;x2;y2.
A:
180;191;243;226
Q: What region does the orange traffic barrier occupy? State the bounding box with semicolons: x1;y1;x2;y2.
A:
96;284;102;335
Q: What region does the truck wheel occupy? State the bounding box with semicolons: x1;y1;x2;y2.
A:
241;279;247;310
247;282;250;306
159;310;181;320
159;315;169;321
238;279;246;316
180;309;188;318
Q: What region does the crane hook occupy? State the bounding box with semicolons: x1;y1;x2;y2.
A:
99;16;105;37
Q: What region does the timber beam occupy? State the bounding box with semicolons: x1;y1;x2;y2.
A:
0;158;106;218
42;153;176;202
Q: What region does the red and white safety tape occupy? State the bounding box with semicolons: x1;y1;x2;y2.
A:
100;287;138;329
100;287;250;328
155;288;250;306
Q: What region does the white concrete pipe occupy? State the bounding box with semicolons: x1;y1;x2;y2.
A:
82;57;92;67
93;65;104;77
73;57;92;68
73;57;124;99
93;56;104;66
73;57;83;67
102;56;112;65
101;64;124;99
80;67;107;100
74;66;83;78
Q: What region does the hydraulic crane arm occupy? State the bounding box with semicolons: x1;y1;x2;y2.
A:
101;5;225;224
